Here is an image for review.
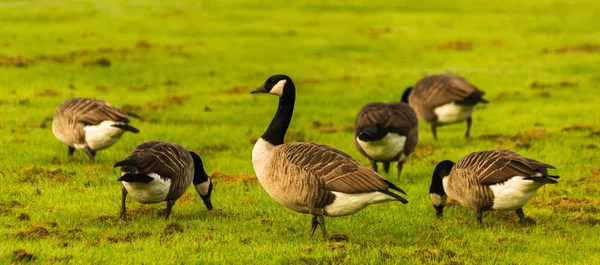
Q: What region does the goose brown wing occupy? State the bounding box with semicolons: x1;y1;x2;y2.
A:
64;98;130;125
355;102;417;135
457;150;554;185
127;142;191;182
416;74;479;108
281;142;390;193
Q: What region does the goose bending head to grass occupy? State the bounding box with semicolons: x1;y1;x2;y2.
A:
354;101;419;178
52;97;140;160
251;74;408;238
429;149;559;225
115;141;213;219
402;74;488;140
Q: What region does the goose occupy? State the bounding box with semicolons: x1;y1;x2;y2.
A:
354;101;419;178
429;149;559;225
251;74;408;238
114;141;213;219
401;74;488;140
52;97;140;160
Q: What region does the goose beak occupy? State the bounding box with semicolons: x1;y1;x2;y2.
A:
251;83;267;94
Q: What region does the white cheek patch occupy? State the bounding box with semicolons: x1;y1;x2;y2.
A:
269;79;287;96
430;193;447;207
194;179;211;196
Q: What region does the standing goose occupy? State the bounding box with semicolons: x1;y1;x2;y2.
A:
429;149;559;225
354;101;419;178
251;74;408;238
52;97;140;160
401;74;488;140
114;141;213;219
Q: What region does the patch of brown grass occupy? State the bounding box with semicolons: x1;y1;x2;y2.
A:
326;233;349;242
561;124;597;132
285;130;308;142
14;226;50;239
414;248;456;263
108;231;152;243
20;165;73;183
209;170;257;183
311;120;354;134
530;80;578;89
34;89;60;97
13;249;36;262
531;196;600;213
0;54;33;67
438;40;473;51
547;43;600;54
163;222;185;235
358;27;393;39
221;86;249;95
568;213;599;225
164;94;190;105
82;57;111;67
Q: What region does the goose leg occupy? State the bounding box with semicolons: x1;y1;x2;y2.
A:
465;116;472;138
383;161;390;174
309;215;327;238
476;211;483;224
431;123;438;141
396;162;404;179
516;208;526;225
164;200;175;219
68;146;75;156
83;147;96;161
120;186;128;219
370;160;378;172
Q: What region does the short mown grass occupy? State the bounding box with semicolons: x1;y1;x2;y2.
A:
1;0;599;264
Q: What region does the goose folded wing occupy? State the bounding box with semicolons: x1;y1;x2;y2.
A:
78;102;130;125
421;75;476;108
282;143;390;193
462;150;549;185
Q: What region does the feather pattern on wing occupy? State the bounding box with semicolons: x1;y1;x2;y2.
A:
119;141;194;201
455;149;556;185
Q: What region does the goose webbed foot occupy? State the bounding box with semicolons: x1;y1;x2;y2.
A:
516;208;526;226
68;146;75;156
309;215;327;238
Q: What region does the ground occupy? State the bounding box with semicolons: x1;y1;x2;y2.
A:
1;0;599;264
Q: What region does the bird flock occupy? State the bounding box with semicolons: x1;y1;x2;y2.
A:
51;73;559;238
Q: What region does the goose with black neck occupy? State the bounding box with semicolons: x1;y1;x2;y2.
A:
251;74;408;238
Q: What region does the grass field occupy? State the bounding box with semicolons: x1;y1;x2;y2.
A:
1;0;600;264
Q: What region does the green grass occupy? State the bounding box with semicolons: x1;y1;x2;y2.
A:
1;0;600;263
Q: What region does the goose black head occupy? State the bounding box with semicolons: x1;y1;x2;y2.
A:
190;151;213;210
430;160;455;218
401;86;412;103
251;74;295;101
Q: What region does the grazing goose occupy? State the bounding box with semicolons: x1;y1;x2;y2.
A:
114;141;213;219
401;74;488;140
251;74;408;238
52;97;140;160
429;149;559;225
354;101;419;178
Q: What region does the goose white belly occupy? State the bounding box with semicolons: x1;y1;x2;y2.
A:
489;176;545;211
122;173;171;204
84;121;126;150
324;191;397;217
434;103;475;124
356;133;406;161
